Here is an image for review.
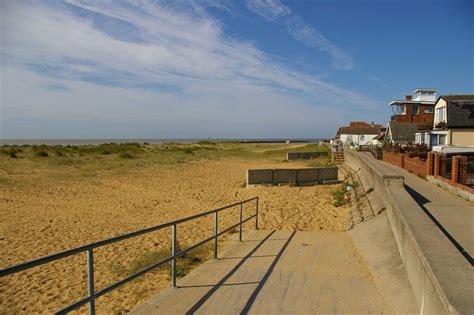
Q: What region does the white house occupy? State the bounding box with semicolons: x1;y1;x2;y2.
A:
336;122;383;146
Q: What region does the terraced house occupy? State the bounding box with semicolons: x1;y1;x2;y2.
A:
430;95;474;147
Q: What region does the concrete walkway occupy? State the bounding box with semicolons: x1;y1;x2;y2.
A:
363;153;474;257
133;230;390;314
355;152;474;314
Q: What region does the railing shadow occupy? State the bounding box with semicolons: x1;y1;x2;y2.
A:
185;230;296;314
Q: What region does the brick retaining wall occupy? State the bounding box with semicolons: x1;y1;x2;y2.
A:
382;151;427;178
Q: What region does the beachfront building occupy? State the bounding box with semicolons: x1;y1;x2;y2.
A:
390;89;436;124
430;95;474;147
386;88;436;145
335;122;383;146
386;122;419;145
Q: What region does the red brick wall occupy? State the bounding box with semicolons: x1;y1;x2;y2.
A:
382;151;404;168
404;155;427;177
382;151;427;177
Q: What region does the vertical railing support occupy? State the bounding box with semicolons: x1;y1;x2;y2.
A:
214;212;218;259
171;224;177;288
86;249;95;315
239;204;243;242
255;198;259;230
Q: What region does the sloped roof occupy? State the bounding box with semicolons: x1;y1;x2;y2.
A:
337;126;381;135
447;100;474;128
440;95;474;101
388;122;418;142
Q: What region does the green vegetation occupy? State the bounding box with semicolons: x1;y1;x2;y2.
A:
0;142;331;186
110;242;212;279
332;181;357;207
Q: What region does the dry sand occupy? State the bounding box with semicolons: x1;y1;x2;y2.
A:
0;157;349;314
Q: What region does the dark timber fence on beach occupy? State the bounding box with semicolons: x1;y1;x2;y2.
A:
286;151;328;160
0;197;259;315
246;167;338;186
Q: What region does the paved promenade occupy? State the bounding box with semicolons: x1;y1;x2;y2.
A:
356;152;474;314
363;153;474;259
133;230;390;314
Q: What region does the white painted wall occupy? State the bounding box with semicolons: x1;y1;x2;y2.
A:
413;90;436;102
340;134;377;146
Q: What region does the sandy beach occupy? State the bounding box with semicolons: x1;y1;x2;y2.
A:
0;143;349;313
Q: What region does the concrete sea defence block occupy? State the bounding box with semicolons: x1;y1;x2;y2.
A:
296;168;320;184
287;151;328;160
246;167;338;186
246;169;273;186
273;169;297;184
319;167;338;182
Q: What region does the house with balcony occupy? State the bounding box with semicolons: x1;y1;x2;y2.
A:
390;89;436;123
431;95;474;148
387;89;436;145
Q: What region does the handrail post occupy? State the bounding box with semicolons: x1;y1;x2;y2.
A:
214;212;218;259
86;249;95;315
239;203;243;241
255;198;259;230
171;224;177;288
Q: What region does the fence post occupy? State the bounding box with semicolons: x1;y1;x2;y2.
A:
458;156;468;185
255;198;259;230
451;156;460;184
214;212;218;259
434;153;440;177
239;203;243;242
426;152;434;176
171;224;177;288
86;249;95;315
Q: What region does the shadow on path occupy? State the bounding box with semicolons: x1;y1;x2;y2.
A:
405;185;473;265
185;231;296;314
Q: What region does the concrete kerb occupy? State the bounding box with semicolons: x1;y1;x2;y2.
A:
344;150;457;314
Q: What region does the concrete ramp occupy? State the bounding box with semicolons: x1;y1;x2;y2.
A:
133;230;390;314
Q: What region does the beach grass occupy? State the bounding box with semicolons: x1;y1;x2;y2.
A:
0;142;330;186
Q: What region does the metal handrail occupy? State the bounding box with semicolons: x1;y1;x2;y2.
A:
0;196;259;314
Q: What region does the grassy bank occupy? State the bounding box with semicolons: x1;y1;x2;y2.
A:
0;142;331;186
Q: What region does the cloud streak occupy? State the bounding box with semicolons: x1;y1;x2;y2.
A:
246;0;353;70
1;0;377;139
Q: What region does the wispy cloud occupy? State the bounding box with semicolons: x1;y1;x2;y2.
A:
1;0;377;138
368;74;390;89
246;0;353;70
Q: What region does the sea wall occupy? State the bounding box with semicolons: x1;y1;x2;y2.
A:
286;151;328;160
246;167;338;187
345;151;457;314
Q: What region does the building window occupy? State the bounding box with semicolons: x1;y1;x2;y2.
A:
399;104;406;115
436;107;446;123
412;104;419;115
424;107;434;113
439;134;446;145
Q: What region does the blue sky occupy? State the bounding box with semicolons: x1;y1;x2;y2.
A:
1;0;473;139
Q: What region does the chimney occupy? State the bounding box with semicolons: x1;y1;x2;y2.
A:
405;95;412;101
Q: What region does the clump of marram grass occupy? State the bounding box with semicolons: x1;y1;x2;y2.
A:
196;140;216;145
110;242;212;279
119;152;134;159
35;150;49;157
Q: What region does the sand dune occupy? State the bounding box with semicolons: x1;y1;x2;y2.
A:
0;157;348;313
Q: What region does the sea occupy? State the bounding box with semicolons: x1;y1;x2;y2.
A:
0;138;323;146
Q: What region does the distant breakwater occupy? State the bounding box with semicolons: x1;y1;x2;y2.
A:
0;138;322;146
